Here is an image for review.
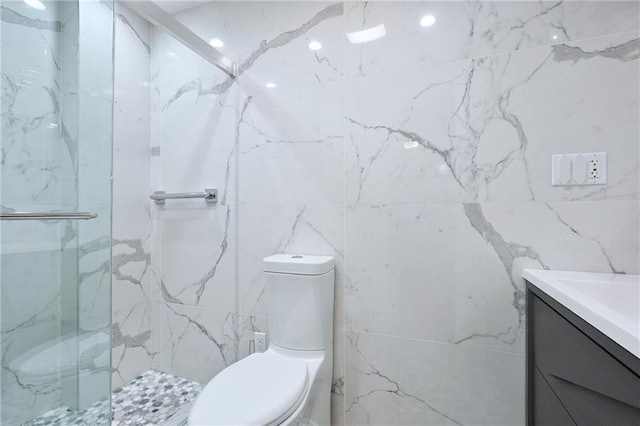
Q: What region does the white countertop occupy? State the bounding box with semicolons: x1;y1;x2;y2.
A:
523;269;640;359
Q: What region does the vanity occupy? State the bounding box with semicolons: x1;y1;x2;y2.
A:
524;270;640;425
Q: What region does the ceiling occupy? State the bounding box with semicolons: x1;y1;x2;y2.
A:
153;0;213;14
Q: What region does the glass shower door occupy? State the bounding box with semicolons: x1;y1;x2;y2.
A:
0;0;113;424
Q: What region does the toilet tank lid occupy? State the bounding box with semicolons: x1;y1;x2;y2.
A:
263;254;334;275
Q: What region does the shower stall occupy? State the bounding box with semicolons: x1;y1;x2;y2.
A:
1;0;114;424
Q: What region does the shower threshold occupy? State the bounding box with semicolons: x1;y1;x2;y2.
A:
24;370;201;426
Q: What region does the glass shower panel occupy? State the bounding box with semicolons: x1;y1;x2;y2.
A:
0;0;113;424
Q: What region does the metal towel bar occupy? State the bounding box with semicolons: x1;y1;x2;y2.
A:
150;188;218;205
0;212;98;220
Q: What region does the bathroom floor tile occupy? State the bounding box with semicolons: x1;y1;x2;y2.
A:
24;370;201;426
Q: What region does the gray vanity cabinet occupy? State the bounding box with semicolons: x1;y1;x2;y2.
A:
525;283;640;425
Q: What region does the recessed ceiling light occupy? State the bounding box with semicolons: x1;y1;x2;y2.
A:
420;14;436;27
265;82;276;89
308;41;322;51
346;24;387;44
209;38;224;48
404;140;420;149
552;34;558;40
23;0;45;10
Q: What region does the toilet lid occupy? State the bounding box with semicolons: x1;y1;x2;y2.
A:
189;352;308;426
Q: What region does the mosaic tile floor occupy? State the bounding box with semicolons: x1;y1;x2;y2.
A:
24;370;201;426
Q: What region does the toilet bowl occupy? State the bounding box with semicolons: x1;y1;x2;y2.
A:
189;254;335;426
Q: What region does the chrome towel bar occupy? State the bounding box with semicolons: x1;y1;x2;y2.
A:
150;188;218;205
0;212;98;220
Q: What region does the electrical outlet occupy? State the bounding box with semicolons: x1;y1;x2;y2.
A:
254;332;267;352
589;157;601;179
587;152;607;184
552;152;606;186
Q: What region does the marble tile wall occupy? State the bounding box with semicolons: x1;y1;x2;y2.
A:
147;3;348;400
147;9;240;383
340;2;639;425
143;1;639;425
111;3;153;390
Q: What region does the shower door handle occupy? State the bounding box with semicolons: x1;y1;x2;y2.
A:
0;212;98;220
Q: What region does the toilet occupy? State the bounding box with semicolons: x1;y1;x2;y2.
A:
188;254;335;426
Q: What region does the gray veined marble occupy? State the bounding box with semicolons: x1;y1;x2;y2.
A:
344;330;525;425
460;203;545;346
344;1;640;77
113;237;151;295
153;303;239;383
116;11;151;54
552;37;640;63
160;207;232;306
346;333;463;426
219;95;252;206
158;2;344;110
346;30;640;205
112;303;154;389
0;5;61;32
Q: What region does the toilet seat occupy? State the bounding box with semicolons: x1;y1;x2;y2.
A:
188;352;309;426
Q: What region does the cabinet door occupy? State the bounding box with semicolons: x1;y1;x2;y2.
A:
532;367;576;425
531;295;640;425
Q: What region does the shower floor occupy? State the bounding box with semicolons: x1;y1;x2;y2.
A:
24;370;201;426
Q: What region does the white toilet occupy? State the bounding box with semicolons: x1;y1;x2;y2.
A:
188;254;335;426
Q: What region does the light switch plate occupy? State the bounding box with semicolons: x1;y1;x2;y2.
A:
552;152;607;186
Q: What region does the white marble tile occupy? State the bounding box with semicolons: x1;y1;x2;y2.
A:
345;59;469;204
112;203;152;310
0;1;61;87
0;227;63;334
156;96;238;205
344;331;525;426
239;81;344;205
485;201;640;275
234;2;344;94
157;206;235;310
345;31;639;204
150;27;232;112
155;302;236;384
238;204;344;327
1;73;71;206
151;2;343;111
1;319;62;425
236;313;268;361
114;3;151;110
78;0;114;98
345;203;517;352
113;102;151;205
344;1;640;77
345;201;638;354
488;32;640;203
331;327;346;426
77;203;113;331
78;92;113;206
76;327;111;410
112;302;153;390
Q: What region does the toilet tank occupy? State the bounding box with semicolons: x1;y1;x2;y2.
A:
264;254;335;351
